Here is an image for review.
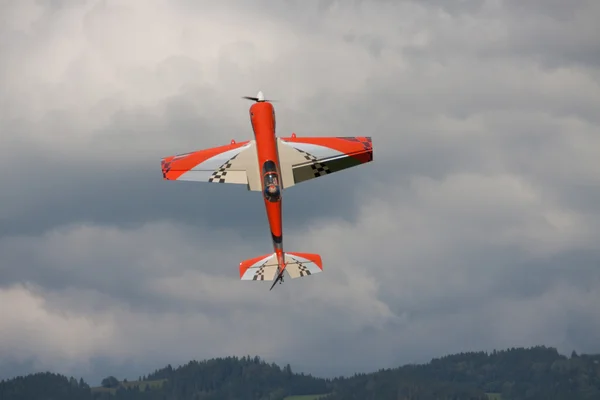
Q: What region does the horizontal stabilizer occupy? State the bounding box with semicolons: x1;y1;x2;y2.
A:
283;252;323;278
239;253;279;281
239;252;323;281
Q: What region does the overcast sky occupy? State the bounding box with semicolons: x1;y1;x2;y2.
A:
1;0;599;386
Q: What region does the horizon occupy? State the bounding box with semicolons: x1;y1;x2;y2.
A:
2;344;589;387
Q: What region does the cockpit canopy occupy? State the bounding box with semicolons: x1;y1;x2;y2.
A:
262;161;281;202
264;178;280;202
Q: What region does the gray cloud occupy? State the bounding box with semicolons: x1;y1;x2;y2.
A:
0;0;599;386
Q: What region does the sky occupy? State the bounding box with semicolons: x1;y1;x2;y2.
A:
1;0;600;386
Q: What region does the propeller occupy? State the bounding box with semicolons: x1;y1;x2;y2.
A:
242;91;277;102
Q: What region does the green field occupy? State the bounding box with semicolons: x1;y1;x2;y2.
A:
91;379;166;395
91;381;327;399
92;380;493;400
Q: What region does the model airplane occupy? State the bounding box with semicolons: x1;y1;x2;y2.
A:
160;91;373;290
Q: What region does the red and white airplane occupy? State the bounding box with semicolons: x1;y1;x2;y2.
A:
160;91;373;290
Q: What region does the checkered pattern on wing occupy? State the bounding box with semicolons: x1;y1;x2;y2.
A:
161;160;171;178
340;136;373;160
208;154;239;183
297;263;311;277
294;148;331;178
310;163;330;177
252;266;266;281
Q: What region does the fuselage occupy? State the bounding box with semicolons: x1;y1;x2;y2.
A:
249;101;285;279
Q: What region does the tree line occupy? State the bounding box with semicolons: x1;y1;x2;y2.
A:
0;346;599;399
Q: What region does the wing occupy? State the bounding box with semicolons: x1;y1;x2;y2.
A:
276;136;373;189
160;140;262;191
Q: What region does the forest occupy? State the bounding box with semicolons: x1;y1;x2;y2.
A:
1;346;599;400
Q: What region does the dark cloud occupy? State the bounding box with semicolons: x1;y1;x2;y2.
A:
0;0;599;386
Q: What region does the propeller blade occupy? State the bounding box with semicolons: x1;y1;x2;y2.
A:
241;96;278;103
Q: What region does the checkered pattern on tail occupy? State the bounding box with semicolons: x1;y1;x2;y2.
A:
253;266;266;281
293;148;331;178
208;153;240;183
297;263;311;277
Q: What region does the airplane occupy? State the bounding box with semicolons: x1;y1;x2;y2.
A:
160;91;373;290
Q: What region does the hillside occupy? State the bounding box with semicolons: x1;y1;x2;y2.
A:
0;346;599;399
323;347;600;400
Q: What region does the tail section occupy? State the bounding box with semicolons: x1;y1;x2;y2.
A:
239;252;323;283
239;253;279;281
283;252;323;278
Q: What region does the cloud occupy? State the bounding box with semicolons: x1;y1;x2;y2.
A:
0;0;599;385
0;283;115;375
